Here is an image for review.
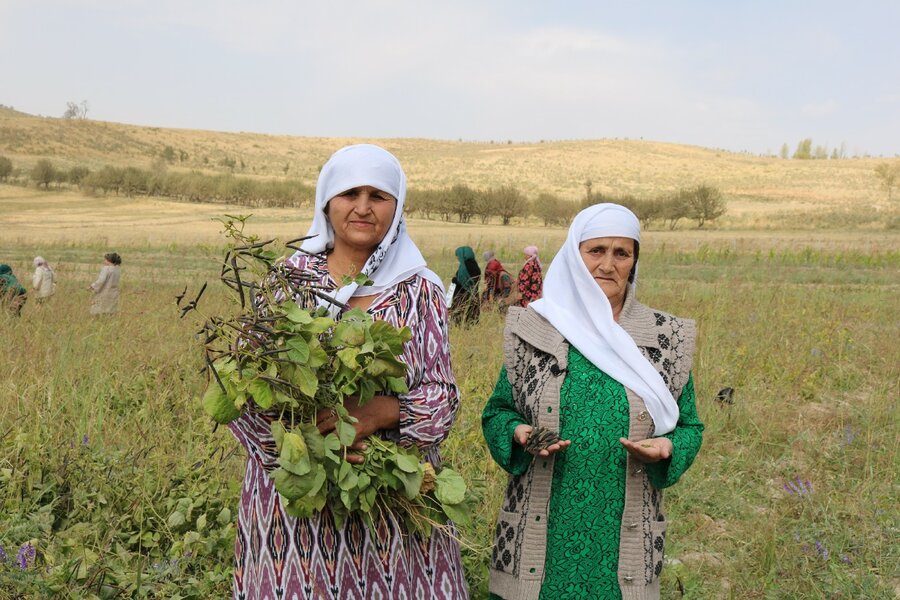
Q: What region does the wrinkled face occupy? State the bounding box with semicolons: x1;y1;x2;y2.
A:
578;236;636;307
326;186;397;253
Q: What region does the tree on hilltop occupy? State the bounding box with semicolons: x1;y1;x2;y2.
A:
874;162;900;201
62;100;89;119
792;138;813;160
0;156;12;181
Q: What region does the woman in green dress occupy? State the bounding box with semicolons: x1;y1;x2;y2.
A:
482;203;703;600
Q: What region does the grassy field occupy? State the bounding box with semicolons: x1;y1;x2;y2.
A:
1;184;898;598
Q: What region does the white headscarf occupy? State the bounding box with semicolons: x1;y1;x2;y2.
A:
529;203;679;435
295;144;443;311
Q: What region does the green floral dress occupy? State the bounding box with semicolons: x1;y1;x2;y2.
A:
483;346;702;600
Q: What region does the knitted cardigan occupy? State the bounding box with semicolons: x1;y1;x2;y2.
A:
488;292;696;600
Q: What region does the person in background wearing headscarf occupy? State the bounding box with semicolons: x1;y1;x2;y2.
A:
514;245;543;307
482;250;513;305
228;144;469;599
31;256;56;302
0;264;27;316
88;252;121;315
450;246;481;324
482;204;703;600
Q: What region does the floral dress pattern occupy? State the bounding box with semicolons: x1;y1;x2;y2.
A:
228;253;468;599
483;346;702;600
515;259;543;307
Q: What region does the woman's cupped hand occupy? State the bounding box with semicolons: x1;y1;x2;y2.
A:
619;437;673;463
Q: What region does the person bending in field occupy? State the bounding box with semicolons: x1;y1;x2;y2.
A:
0;264;27;317
481;250;513;306
228;145;469;599
482;204;703;600
449;245;481;325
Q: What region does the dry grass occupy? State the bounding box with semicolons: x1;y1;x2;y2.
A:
2;108;898;228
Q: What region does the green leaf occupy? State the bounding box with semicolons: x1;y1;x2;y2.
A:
334;321;366;346
202;382;240;424
279;432;311;476
385;377;409;394
336;347;360;367
298;423;325;460
167;511;186;529
286;336;310;363
196;514;207;531
249;379;275;409
270;421;286;452
272;467;314;500
395;453;420;474
216;508;232;526
303;317;335;335
335;420;357;447
434;468;467;505
292;365;318;398
357;379;376;405
396;470;424;500
307;342;329;368
214;358;238;376
440;501;472;525
283;303;313;324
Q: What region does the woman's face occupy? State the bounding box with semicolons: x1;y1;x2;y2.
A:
326;186;397;253
579;236;635;306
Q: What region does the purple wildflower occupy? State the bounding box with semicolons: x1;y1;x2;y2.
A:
82;435;89;446
840;554;852;565
0;545;7;563
843;425;857;445
814;540;830;561
784;477;813;497
16;543;35;570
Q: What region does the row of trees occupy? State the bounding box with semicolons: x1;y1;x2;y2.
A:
2;156;731;228
780;138;848;160
406;183;727;229
4;158;315;207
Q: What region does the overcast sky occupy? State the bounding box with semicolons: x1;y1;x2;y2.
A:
1;1;898;156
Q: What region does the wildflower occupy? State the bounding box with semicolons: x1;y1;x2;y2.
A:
784;477;813;497
82;435;89;446
0;545;8;563
843;425;857;445
840;554;852;565
16;543;35;570
814;540;830;561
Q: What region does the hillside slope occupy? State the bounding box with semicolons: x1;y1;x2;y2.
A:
0;107;894;214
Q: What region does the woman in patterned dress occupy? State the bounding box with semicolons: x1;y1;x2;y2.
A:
482;204;703;600
514;246;543;307
228;145;469;599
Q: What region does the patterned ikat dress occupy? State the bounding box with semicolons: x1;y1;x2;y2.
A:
228;253;469;599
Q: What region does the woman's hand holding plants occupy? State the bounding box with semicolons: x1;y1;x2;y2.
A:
619;437;673;463
514;424;571;457
316;394;400;464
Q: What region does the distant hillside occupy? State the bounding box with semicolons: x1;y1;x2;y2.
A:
0;107;895;219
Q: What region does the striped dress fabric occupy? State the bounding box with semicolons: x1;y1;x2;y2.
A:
228;253;469;599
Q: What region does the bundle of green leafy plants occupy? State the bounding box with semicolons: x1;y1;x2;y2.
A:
182;217;473;535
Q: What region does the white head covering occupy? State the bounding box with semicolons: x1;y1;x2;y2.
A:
295;144;443;311
529;203;679;435
33;256;50;269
